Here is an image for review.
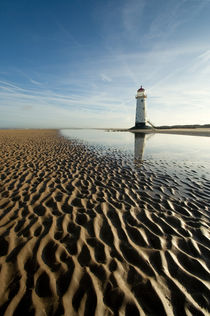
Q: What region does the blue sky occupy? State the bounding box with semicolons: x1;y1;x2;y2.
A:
1;0;210;128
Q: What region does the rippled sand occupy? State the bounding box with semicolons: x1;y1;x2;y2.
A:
0;129;210;316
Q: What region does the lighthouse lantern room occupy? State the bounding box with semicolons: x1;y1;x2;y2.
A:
135;85;147;128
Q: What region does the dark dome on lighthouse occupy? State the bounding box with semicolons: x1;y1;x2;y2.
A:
137;85;145;92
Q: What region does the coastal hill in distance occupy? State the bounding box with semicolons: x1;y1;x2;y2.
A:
117;123;210;137
129;122;210;136
147;123;210;129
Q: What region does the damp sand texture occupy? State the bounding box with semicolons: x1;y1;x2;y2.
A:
0;129;210;316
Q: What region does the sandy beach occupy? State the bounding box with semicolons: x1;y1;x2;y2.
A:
0;129;210;315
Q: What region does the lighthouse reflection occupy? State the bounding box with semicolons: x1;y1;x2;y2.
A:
134;133;146;161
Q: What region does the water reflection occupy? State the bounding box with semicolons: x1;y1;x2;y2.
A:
134;133;146;161
60;129;210;164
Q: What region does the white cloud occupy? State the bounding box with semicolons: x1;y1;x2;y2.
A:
122;0;145;33
100;73;112;82
30;79;41;86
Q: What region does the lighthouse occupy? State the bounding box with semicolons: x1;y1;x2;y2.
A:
135;86;147;128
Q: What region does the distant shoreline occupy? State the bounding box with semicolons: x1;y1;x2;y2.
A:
128;128;210;137
1;125;210;137
108;124;210;137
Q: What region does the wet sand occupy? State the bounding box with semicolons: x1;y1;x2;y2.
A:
0;129;210;315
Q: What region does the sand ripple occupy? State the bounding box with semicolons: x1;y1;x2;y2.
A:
0;130;210;315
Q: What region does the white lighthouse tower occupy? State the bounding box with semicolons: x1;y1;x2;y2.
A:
135;85;147;128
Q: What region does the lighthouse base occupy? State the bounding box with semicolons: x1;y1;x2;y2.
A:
135;122;146;129
130;122;152;130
